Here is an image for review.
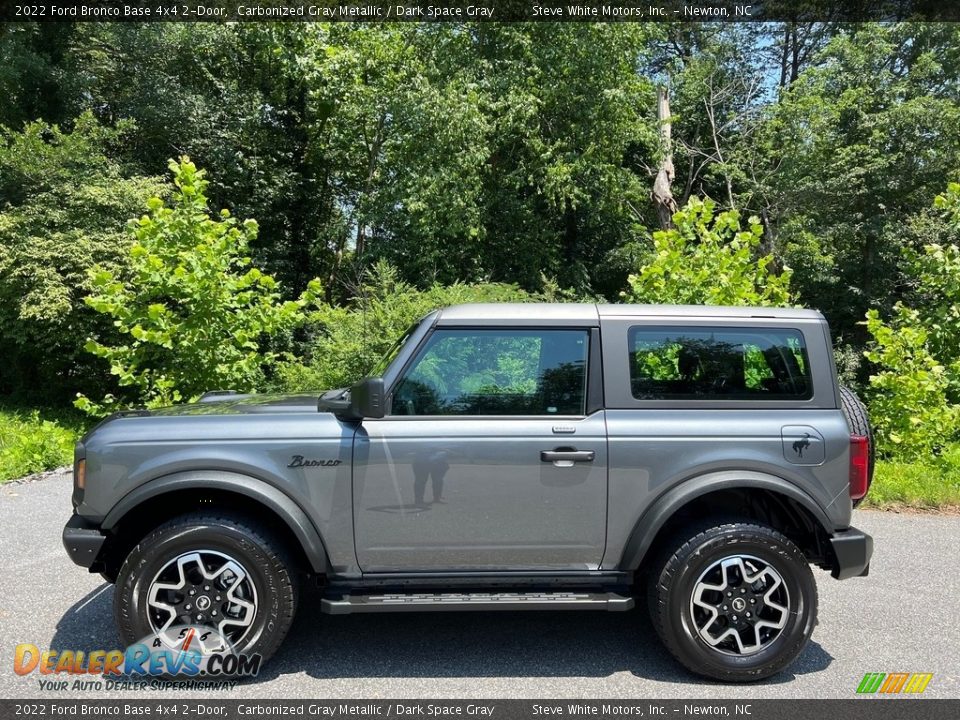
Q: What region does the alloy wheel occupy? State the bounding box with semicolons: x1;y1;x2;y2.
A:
689;554;790;656
146;550;258;652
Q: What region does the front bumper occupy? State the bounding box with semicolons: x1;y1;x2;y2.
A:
62;514;107;570
830;526;873;580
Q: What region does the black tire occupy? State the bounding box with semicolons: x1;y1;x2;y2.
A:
839;385;875;496
647;521;818;682
115;512;299;673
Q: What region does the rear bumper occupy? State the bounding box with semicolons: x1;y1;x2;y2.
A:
830;526;873;580
62;514;107;570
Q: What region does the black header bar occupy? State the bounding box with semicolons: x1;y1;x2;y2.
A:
0;700;957;720
3;1;960;23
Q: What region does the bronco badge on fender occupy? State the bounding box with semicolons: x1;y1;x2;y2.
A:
287;456;342;468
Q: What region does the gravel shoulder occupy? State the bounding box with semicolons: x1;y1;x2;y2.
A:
1;470;958;700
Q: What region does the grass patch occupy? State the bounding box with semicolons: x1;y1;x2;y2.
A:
0;406;85;483
864;455;960;510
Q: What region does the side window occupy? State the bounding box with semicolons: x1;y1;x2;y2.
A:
392;329;589;416
628;326;812;401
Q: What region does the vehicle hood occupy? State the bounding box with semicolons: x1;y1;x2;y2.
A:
140;393;325;417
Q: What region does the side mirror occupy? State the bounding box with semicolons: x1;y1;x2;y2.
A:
349;377;386;420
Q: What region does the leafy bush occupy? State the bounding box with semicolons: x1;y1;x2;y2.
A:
276;260;536;392
0;113;164;403
864;306;959;458
77;158;310;413
864;182;960;458
622;197;793;307
0;408;81;482
934;181;960;229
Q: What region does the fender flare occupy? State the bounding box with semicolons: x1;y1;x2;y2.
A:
101;470;329;573
618;470;834;571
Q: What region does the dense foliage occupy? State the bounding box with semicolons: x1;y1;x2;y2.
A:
0;113;163;403
277;261;537;392
622;198;793;307
864;184;960;458
77;158;308;412
2;21;960;484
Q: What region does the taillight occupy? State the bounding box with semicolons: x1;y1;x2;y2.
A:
72;443;86;508
849;435;870;501
75;458;86;491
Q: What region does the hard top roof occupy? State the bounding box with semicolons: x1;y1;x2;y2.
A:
434;303;824;325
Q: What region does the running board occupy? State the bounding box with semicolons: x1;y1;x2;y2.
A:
320;591;635;614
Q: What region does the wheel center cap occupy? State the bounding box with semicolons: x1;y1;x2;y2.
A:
731;597;746;612
195;595;211;611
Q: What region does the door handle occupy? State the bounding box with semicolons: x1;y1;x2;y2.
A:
540;449;595;465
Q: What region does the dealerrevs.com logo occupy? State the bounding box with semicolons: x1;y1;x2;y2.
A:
856;672;934;695
14;625;261;690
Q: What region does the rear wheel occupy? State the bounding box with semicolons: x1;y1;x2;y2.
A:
647;521;817;682
115;512;299;672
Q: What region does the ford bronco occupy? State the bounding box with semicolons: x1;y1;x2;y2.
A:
63;303;873;681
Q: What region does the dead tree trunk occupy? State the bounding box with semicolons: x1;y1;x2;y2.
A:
652;86;678;229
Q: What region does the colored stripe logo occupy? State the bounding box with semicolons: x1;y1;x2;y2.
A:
857;673;933;694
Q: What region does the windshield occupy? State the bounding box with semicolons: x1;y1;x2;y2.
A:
369;322;419;377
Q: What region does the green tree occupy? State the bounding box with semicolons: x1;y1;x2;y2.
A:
277;260;536;392
77;158;308;413
301;24;490;292
0;112;163;403
0;24;76;129
864;181;960;457
769;23;960;341
471;23;660;296
865;306;958;458
294;23;660;297
621;197;793;307
9;23;337;295
934;181;960;230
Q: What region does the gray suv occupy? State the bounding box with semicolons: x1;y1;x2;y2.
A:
63;304;873;681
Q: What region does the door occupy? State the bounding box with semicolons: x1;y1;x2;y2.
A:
352;327;608;572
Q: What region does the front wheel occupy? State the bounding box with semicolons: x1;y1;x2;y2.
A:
114;512;299;674
647;521;817;682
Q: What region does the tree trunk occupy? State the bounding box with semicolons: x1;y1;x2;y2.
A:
652;86;678;230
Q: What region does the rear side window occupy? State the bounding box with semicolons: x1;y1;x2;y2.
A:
628;326;812;401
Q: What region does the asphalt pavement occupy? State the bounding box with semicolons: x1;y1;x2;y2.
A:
1;470;957;699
